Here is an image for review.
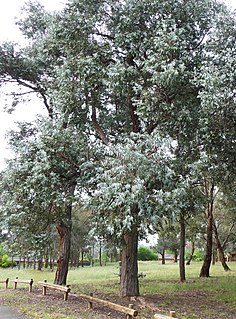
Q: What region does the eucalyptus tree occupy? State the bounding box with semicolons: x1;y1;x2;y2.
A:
85;134;177;295
0;0;235;296
0;119;88;284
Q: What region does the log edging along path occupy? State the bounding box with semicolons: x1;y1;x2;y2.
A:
38;280;71;301
10;277;34;292
1;278;141;318
76;292;138;318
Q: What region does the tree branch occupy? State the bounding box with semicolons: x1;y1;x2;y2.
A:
91;104;109;145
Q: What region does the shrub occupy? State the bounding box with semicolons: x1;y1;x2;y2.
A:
138;246;158;261
186;249;204;262
0;254;13;268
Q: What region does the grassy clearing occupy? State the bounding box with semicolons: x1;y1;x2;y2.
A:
0;261;236;318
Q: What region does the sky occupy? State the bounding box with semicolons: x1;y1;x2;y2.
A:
0;0;66;169
0;0;235;170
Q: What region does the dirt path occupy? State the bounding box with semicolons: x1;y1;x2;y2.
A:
0;306;32;319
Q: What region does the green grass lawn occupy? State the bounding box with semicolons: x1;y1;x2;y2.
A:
0;261;236;318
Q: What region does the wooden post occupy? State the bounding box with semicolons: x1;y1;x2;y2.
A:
5;278;9;289
43;280;47;296
88;293;93;309
29;279;33;292
64;285;70;301
126;304;134;319
14;277;18;289
170;311;176;317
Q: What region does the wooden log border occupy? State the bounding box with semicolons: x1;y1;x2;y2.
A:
79;292;138;318
38;280;71;301
10;277;33;292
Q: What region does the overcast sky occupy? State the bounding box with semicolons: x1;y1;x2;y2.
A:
0;0;235;170
0;0;66;169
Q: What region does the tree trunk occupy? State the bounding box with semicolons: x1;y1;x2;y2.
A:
54;220;71;285
120;226;139;297
99;241;102;267
38;258;43;271
81;251;84;267
160;250;165;264
45;257;49;269
213;220;230;271
179;214;186;282
186;241;195;265
200;183;214;278
54;182;75;285
217;244;230;271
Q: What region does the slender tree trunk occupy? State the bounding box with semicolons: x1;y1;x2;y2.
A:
200;183;215;277
186;241;195;265
91;244;95;267
160;250;165;264
45;257;49;269
99;241;102;267
49;258;53;270
77;252;80;267
81;251;84;267
217;243;230;271
38;258;43;271
120;226;139;297
179;214;186;282
213;220;230;271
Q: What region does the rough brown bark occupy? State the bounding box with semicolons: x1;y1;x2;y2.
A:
200;183;215;278
54;220;71;285
120;226;139;297
54;182;75;285
179;214;186;282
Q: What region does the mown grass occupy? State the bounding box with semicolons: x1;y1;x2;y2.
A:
0;261;236;318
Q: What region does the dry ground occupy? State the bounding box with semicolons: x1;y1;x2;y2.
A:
0;286;235;319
